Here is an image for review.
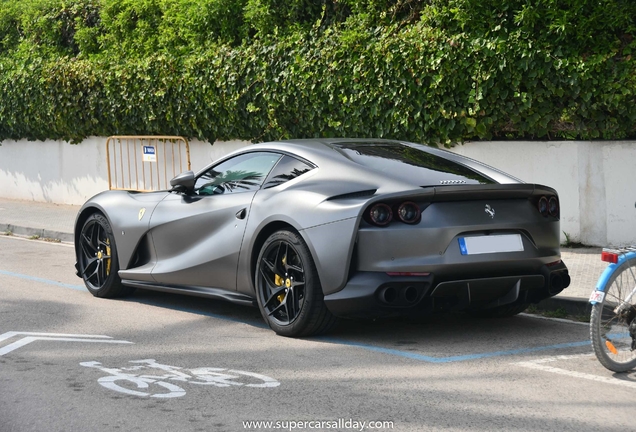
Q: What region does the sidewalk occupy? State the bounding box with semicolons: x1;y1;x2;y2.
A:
0;197;601;315
0;197;79;243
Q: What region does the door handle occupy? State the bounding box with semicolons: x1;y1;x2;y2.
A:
235;208;247;220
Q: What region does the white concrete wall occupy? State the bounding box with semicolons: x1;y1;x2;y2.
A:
0;137;634;246
0;137;250;205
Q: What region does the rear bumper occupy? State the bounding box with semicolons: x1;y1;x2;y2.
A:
323;261;570;318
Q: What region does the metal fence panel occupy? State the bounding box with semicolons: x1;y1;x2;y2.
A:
106;136;191;191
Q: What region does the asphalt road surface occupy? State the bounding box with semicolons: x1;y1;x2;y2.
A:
1;235;634;432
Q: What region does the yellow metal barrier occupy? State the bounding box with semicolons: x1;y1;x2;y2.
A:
106;136;191;191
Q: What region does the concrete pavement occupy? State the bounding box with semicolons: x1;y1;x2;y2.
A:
0;197;603;315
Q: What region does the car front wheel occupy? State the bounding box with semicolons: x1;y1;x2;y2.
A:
77;213;133;298
255;230;338;337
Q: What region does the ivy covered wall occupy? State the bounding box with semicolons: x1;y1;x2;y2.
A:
0;0;634;144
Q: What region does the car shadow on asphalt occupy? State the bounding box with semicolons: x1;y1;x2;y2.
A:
122;289;592;360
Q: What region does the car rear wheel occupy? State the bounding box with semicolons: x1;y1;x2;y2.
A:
255;230;338;337
77;213;133;298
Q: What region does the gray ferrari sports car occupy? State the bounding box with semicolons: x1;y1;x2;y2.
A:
75;138;570;336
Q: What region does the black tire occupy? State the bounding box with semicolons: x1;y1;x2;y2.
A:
77;213;133;298
255;230;338;337
468;301;530;318
590;257;636;372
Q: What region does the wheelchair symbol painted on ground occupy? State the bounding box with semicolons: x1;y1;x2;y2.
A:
81;359;280;398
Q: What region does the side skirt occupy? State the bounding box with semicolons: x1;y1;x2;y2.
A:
121;280;257;307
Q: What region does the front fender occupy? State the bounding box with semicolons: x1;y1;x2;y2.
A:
74;190;169;269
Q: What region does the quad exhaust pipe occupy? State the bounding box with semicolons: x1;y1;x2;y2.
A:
379;286;420;306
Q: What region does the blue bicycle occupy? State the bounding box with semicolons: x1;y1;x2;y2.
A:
589;247;636;372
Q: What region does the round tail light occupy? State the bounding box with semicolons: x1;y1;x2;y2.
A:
538;196;549;217
548;197;559;217
368;203;392;226
397;202;421;224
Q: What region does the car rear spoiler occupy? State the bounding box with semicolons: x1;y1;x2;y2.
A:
426;183;557;202
361;184;557;205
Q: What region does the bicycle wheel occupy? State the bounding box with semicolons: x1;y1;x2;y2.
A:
590;256;636;372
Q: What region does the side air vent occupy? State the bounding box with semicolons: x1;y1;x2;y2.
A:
439;180;466;185
327;189;377;201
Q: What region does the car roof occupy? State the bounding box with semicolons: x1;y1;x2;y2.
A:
238;139;521;186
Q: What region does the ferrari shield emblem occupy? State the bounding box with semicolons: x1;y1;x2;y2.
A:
138;208;146;221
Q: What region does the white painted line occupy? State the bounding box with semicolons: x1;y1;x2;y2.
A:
514;354;636;389
0;331;112;343
519;313;590;326
517;353;594;363
0;332;133;356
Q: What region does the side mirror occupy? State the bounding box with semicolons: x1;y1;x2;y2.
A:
170;171;195;193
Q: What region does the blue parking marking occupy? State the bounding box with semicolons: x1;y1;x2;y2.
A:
0;269;86;291
315;337;590;363
1;269;591;362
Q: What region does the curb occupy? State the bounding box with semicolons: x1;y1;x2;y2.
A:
0;223;74;243
535;295;592;317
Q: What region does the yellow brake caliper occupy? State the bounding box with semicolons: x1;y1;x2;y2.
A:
105;239;111;276
274;254;288;303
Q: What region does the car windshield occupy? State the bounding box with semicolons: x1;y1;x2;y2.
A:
333;142;494;186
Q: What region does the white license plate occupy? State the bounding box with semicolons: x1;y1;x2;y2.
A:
458;234;524;255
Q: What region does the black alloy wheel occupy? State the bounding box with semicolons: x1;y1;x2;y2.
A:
255;230;338;337
77;213;132;298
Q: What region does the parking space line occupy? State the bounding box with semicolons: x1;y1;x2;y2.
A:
317;337;591;364
0;269;86;291
519;313;589;326
0;334;134;357
514;354;636;389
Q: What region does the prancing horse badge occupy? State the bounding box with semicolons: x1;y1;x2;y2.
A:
138;208;146;221
485;204;495;219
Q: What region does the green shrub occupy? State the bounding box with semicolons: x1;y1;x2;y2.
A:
0;0;101;57
0;0;634;143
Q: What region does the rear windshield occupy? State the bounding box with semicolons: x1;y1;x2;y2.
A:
333;142;494;186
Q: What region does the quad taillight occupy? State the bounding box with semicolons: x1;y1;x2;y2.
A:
366;201;422;227
368;203;392;226
397;202;421;224
537;196;559;218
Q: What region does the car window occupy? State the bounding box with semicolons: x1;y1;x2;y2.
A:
262;155;314;189
195;152;281;196
334;142;494;185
